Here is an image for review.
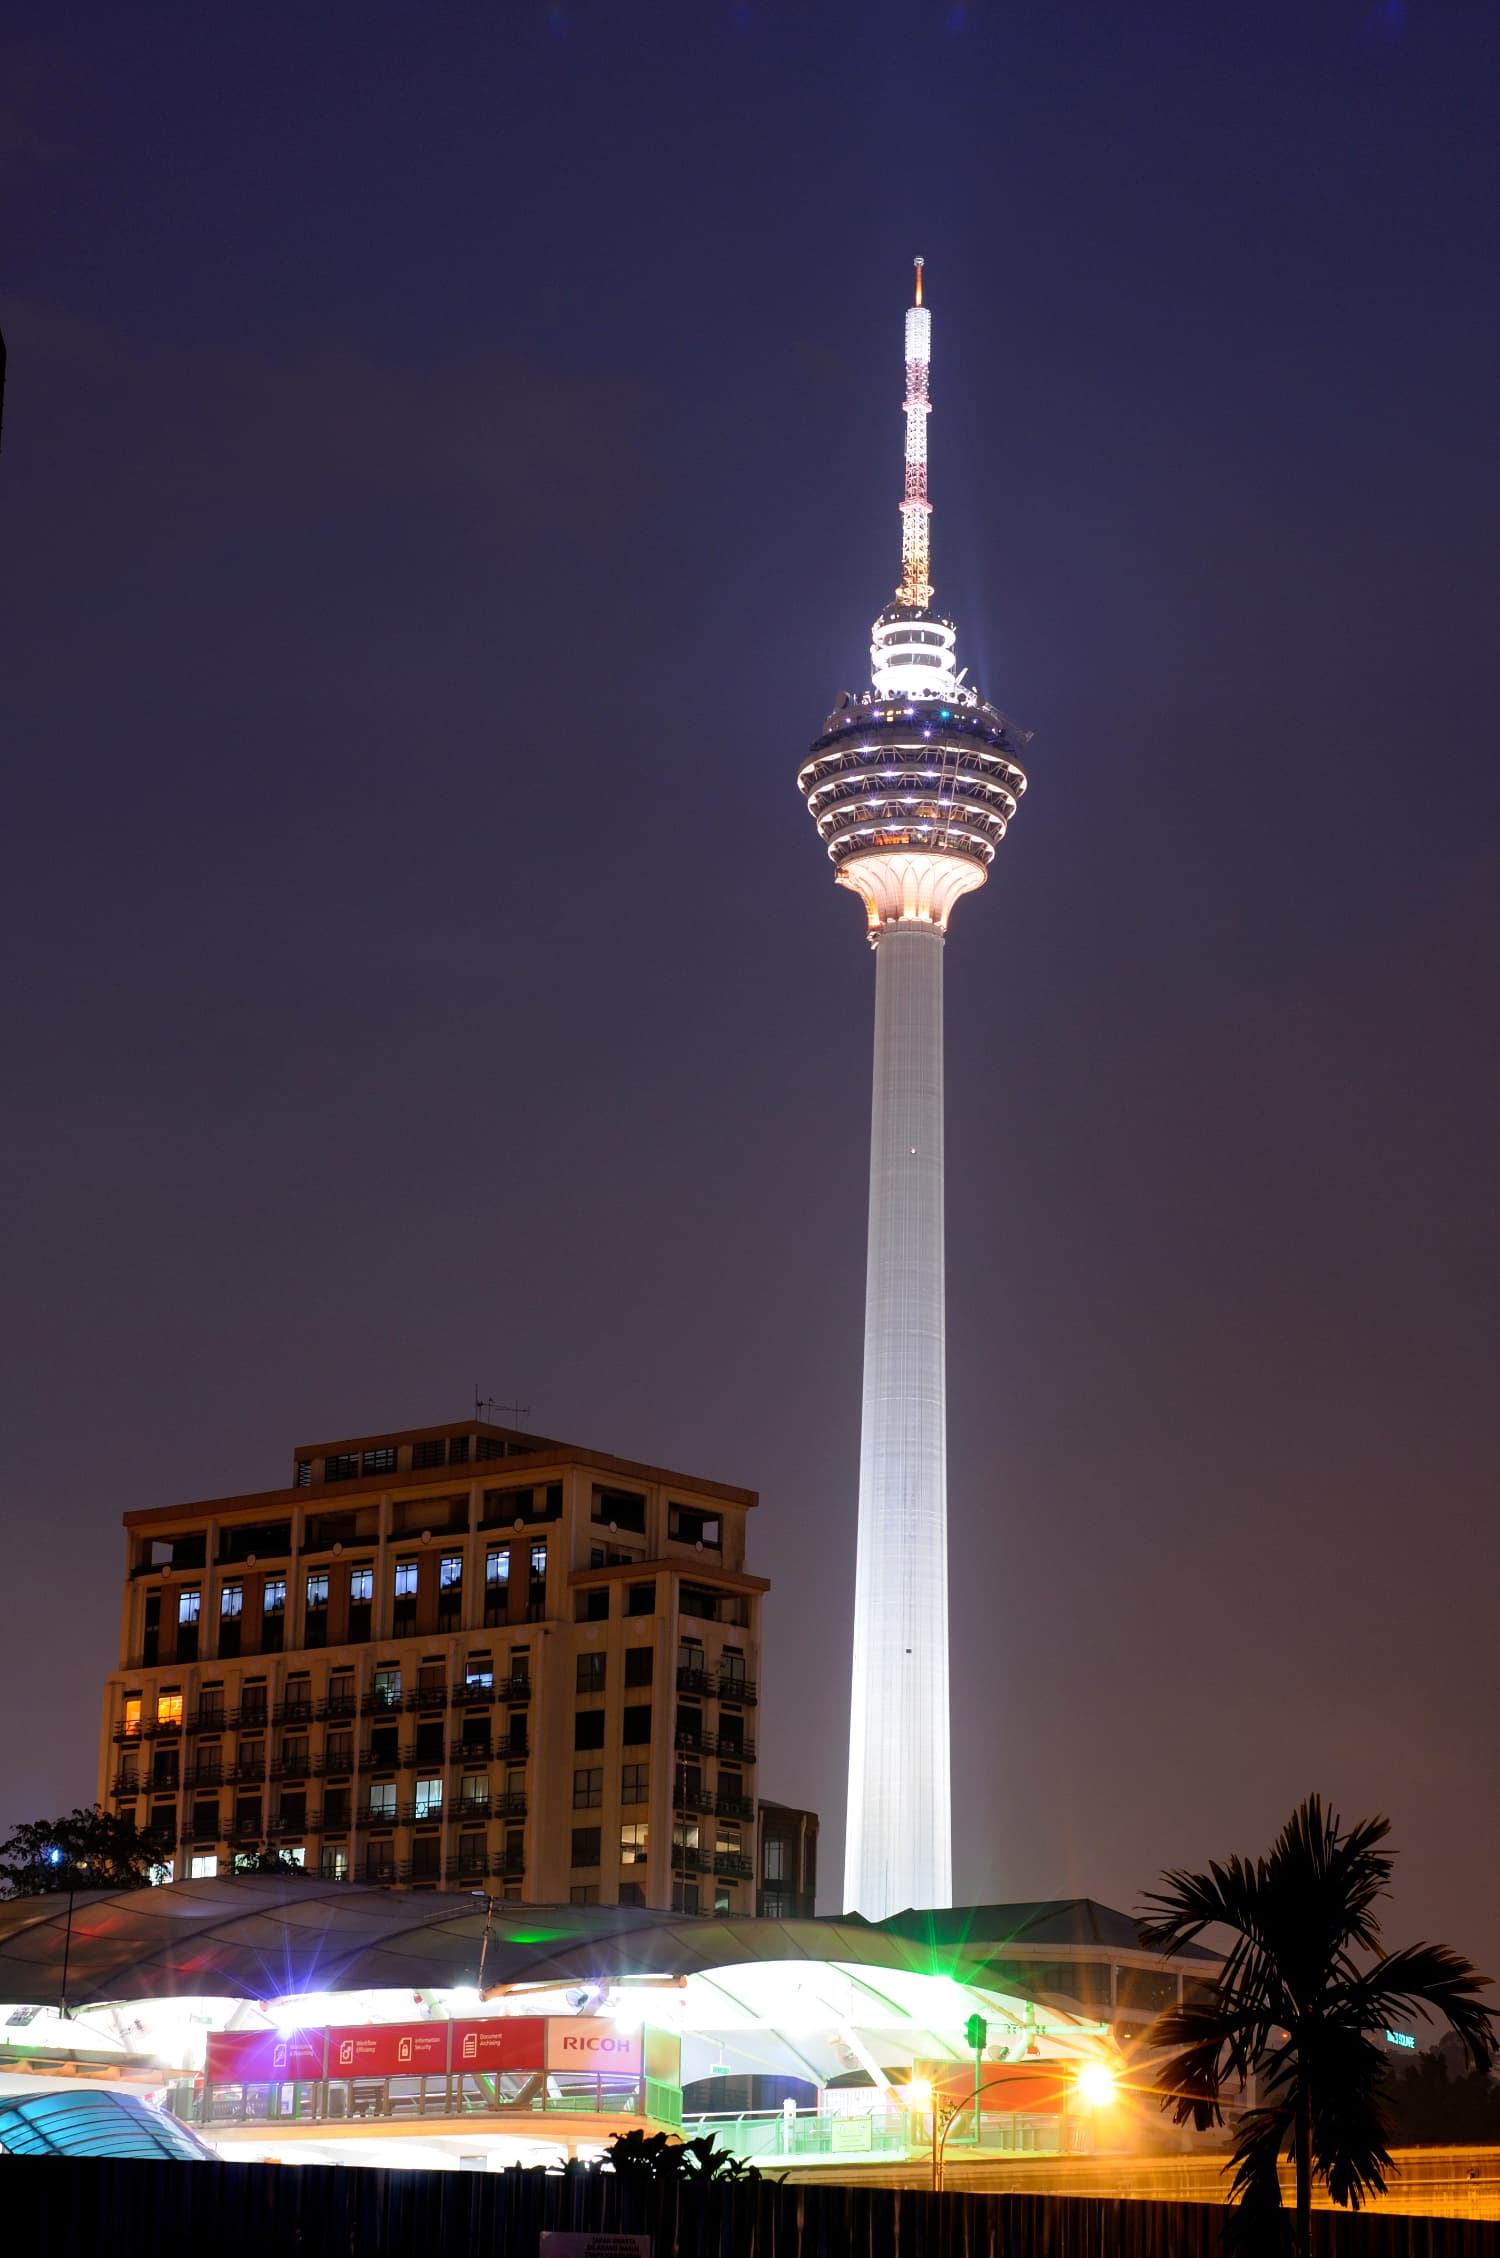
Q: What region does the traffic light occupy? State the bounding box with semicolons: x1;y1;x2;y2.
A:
963;2013;987;2052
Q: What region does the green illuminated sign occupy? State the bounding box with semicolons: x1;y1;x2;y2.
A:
1384;2029;1415;2051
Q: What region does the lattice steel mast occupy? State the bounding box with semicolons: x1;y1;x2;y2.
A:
797;260;1035;1920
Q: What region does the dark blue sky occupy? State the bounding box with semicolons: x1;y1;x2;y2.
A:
4;0;1498;1969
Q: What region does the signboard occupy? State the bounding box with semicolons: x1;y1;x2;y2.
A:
830;2115;873;2152
538;2237;651;2258
327;2022;450;2078
206;2026;327;2083
1385;2029;1416;2051
450;2015;547;2074
546;2016;642;2076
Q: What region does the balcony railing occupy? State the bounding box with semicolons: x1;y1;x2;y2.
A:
672;1784;715;1813
675;1666;713;1697
716;1792;756;1820
719;1674;756;1704
714;1852;754;1880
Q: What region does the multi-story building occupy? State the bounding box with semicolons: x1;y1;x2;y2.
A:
756;1802;818;1921
98;1419;768;1914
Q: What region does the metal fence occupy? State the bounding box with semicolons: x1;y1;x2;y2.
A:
25;2155;1500;2258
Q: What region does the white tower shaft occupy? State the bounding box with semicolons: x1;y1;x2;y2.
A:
844;920;953;1918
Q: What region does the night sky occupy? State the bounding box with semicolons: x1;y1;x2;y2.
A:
4;2;1498;1976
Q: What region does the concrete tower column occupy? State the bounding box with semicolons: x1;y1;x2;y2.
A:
845;918;951;1919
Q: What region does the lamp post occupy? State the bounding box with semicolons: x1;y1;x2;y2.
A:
43;1847;89;2021
916;2064;1121;2194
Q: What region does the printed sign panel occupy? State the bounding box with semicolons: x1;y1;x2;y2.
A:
206;2026;327;2083
830;2116;873;2152
545;2016;643;2076
538;2237;651;2258
326;2022;450;2078
450;2015;547;2074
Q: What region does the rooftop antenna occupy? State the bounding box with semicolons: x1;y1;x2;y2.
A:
476;1387;530;1428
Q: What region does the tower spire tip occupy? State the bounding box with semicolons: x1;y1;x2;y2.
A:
913;255;924;306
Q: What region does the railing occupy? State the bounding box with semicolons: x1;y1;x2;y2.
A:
719;1674;756;1704
672;1784;715;1813
675;1666;714;1696
199;2071;653;2128
716;1792;756;1819
713;1852;754;1880
273;1700;317;1726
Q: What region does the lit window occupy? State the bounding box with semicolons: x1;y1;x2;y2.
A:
485;1548;509;1587
349;1566;373;1603
394;1559;418;1598
189;1852;217;1880
414;1776;443;1819
439;1553;463;1590
122;1696;142;1738
465;1655;494;1688
323;1846;349;1879
178;1589;201;1625
368;1782;396;1818
620;1821;649;1866
219;1583;242;1618
306;1572;329;1609
263;1578;286;1615
157;1690;183;1727
529;1544;547;1580
373;1666;401;1706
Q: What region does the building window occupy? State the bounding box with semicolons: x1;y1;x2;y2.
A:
669;1505;722;1549
263;1578;286;1614
438;1552;463;1629
368;1781;396;1818
619;1881;645;1908
622;1704;652;1746
393;1558;417;1631
191;1802;219;1838
414;1776;443;1819
122;1696;142;1738
241;1679;267;1724
762;1838;787;1883
527;1544;547;1620
573;1711;605;1752
576;1589;609;1623
412;1437;446;1470
620;1821;649;1866
673;1882;700;1916
621;1763;649;1806
350;1566;374;1603
218;1582;242;1658
323;1845;349;1879
576;1653;606;1694
459;1772;488;1811
573;1767;603;1810
465;1653;494;1689
448;1435;470;1466
295;1460;313;1488
324;1453;359;1482
178;1588;201;1626
157;1690;183;1728
362;1446;397;1476
624;1647;653;1687
570;1884;599;1905
570;1827;601;1869
626;1581;655;1617
484;1547;510;1626
306;1572;329;1610
592;1487;647;1536
372;1664;401;1706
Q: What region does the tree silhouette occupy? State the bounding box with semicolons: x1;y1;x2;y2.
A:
1140;1795;1496;2257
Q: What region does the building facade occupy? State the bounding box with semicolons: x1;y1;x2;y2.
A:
98;1420;767;1914
756;1801;818;1921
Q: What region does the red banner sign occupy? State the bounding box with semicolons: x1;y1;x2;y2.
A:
450;2014;547;2074
206;2026;327;2083
326;2021;450;2078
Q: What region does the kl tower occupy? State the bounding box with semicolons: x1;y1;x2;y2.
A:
798;258;1033;1920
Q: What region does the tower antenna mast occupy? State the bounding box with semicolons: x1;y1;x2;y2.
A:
899;255;933;609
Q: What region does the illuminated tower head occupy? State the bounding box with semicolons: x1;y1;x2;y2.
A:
798;258;1031;939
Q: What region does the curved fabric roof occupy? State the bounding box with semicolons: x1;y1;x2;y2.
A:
0;1878;1199;2007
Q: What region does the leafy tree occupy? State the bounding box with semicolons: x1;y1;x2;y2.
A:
0;1806;165;1896
1139;1795;1496;2258
1381;2048;1500;2147
604;2128;760;2183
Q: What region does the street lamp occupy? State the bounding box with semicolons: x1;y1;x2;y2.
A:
43;1847;89;2021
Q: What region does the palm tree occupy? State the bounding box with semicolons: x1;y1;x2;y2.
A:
1138;1795;1495;2257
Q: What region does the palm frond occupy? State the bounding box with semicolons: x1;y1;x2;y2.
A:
1344;1943;1498;2073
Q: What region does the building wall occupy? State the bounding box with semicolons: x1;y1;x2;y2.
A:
757;1801;818;1919
99;1424;766;1917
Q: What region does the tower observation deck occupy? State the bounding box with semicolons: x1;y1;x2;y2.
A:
797;259;1033;1922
